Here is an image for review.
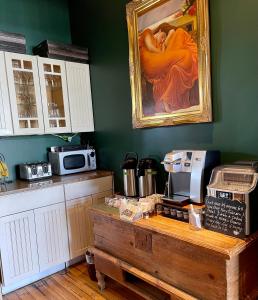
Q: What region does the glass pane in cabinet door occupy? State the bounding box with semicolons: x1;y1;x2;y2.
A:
13;70;39;129
44;64;51;72
23;60;32;70
12;59;21;68
45;74;65;127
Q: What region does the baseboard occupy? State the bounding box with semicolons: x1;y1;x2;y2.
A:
2;263;65;295
66;255;85;267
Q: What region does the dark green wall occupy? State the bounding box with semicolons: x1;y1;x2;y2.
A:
0;0;74;180
0;0;71;53
70;0;258;192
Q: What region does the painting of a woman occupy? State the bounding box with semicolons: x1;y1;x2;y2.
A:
127;0;212;128
139;24;199;114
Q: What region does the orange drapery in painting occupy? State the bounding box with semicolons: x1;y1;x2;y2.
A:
139;27;199;113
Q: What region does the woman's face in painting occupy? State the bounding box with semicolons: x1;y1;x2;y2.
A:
154;30;166;44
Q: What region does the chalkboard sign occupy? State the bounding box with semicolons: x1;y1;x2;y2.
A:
204;196;246;238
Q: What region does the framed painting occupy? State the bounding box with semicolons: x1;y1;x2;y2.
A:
126;0;212;128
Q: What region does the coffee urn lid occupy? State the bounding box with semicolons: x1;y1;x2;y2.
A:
138;158;157;170
122;152;138;169
122;158;137;169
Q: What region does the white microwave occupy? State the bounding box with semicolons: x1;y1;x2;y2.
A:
48;147;96;175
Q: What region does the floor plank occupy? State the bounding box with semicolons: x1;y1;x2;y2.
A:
3;263;144;300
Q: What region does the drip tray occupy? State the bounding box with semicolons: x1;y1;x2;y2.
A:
162;195;189;206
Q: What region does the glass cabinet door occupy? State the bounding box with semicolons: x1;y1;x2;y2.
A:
5;53;44;135
38;57;71;133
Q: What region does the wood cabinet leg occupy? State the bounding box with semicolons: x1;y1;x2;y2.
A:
96;270;106;291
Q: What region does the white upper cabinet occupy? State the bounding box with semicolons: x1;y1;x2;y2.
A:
37;57;71;133
66;62;94;132
5;52;44;135
0;52;13;136
0;52;94;136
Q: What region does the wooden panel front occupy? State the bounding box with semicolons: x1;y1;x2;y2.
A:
91;212;228;300
239;237;258;299
94;253;124;283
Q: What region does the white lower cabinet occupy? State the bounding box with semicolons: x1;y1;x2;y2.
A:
0;175;113;293
64;176;113;201
0;211;39;286
66;190;113;260
66;190;113;255
65;176;113;257
34;202;69;272
66;196;92;259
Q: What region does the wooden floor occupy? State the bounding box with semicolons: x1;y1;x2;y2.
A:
3;263;144;300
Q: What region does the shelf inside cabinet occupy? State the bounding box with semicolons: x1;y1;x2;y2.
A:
18;118;38;120
12;67;33;72
48;117;66;120
14;83;35;87
17;103;36;106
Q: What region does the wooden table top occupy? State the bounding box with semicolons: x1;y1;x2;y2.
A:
90;203;258;259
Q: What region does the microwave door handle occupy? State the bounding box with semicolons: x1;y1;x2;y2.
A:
87;154;91;167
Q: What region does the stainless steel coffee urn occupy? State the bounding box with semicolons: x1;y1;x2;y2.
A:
137;158;157;198
122;153;138;197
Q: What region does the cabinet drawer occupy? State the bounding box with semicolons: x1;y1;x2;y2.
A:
64;176;113;200
0;186;65;217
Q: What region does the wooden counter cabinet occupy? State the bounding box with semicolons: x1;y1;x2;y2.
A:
90;204;258;300
65;175;113;259
66;196;93;259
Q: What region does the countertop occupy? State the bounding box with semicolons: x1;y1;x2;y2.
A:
90;203;258;259
0;170;113;197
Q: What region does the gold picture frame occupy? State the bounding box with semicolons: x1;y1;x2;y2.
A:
126;0;212;128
